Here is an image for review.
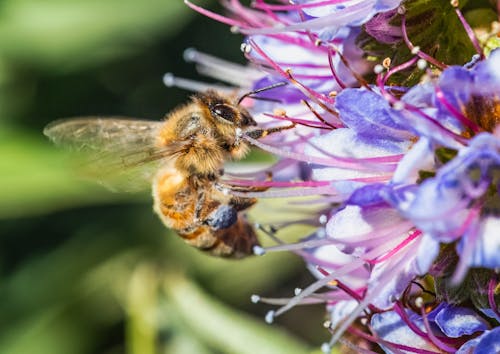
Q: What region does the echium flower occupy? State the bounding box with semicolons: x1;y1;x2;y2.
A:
177;0;500;352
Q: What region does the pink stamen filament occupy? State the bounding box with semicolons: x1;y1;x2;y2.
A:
184;0;247;28
349;326;441;354
253;0;349;12
325;42;372;90
301;133;404;164
243;134;398;172
226;179;331;188
453;6;484;59
248;39;335;104
263;113;333;129
328;47;347;89
376;75;469;145
400;14;448;70
366;230;422;265
382;56;419;84
434;85;482;133
266;33;330;52
420;307;458;352
488;276;500;319
394;301;434;343
227;0;276;27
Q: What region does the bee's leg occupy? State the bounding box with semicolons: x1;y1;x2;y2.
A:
230;196;257;211
245;123;296;139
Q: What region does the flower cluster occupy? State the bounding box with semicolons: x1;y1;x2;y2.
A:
178;0;500;352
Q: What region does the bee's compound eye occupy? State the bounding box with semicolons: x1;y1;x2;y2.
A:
212;104;237;123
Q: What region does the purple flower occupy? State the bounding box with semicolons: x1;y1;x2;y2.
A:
180;1;500;353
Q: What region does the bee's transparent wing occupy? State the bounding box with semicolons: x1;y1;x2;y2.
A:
44;117;184;192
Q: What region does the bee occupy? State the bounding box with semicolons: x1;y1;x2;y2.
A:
44;86;293;258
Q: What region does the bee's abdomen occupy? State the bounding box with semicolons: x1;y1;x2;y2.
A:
180;216;259;258
152;167;259;258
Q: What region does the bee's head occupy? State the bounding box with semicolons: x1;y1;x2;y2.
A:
196;91;257;128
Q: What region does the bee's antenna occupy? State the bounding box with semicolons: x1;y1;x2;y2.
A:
237;81;288;105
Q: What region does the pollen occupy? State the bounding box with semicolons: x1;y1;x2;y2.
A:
273;108;287;116
382;57;391;69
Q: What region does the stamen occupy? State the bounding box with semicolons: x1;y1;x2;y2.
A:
400;14;447;70
301;99;338;128
252;0;349;12
183;48;259;87
434;85;482;133
262;238;334;253
488;276;500;319
240;1;375;35
366;230;421;265
382;56;419;84
452;4;485;59
163;73;232;93
420;306;458;352
184;0;246;28
243;134;398;172
248;39;334;107
324;43;371;90
263;112;332;129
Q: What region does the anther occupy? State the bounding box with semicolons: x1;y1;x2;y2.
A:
163;73;175;87
315;39;323;47
392;101;406;111
374;64;385;74
397;5;406;15
414;296;424;308
273;108;287;116
183;47;197;62
253;245;266;256
251;294;261;303
319;214;328;225
240;43;252;54
450;0;459;7
417;59;428;70
230;26;241;33
382;57;391;69
411;46;421;55
294;288;302;296
323;320;332;329
265;310;275;324
321;343;332;353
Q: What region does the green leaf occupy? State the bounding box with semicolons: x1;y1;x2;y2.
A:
357;0;477;85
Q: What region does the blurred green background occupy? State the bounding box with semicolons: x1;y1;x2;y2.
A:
0;1;328;353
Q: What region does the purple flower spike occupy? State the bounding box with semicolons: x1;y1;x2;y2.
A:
186;1;500;352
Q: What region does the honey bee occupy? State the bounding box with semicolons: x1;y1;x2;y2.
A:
44;87;293;258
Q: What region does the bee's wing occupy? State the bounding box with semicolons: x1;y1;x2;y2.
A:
44;117;185;192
